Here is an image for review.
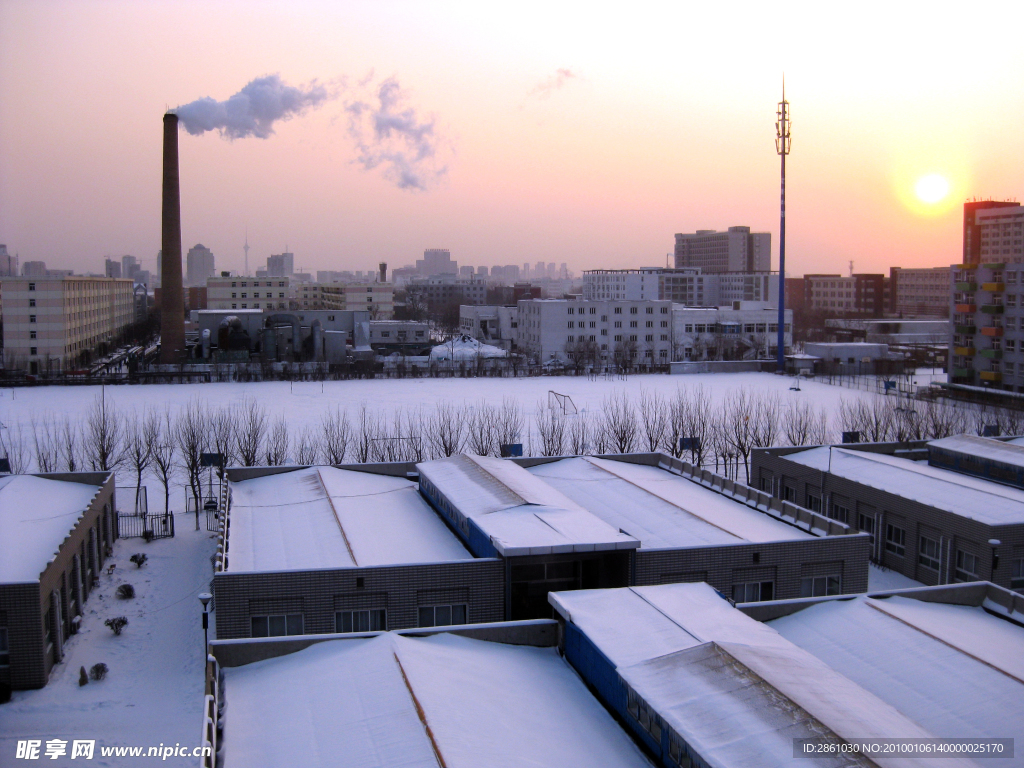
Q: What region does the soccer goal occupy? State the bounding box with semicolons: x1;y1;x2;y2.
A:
548;390;578;415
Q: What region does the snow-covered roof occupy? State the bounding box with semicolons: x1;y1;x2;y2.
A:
416;454;639;556
783;445;1024;525
0;474;102;583
221;632;653;768
227;466;473;572
770;595;1024;752
529;457;813;547
429;335;508;360
929;433;1024;469
552;584;981;768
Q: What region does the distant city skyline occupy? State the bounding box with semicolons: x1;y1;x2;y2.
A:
2;3;1023;279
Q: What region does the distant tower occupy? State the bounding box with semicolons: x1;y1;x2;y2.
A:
775;78;791;373
243;230;250;277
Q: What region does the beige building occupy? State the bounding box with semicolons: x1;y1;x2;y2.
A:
206;276;294;311
298;282;394;319
2;276;135;373
889;266;951;317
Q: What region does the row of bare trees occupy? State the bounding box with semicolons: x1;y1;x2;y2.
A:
4;388;1024;504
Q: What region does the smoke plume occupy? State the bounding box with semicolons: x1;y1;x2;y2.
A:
344;77;448;191
173;75;329;139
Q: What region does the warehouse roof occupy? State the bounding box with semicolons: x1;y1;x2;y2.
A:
529;457;813;546
0;474;102;583
221;632;653;768
781;445;1024;525
929;433;1024;469
552;584;980;768
769;594;1024;752
416;454;639;556
227;466;473;572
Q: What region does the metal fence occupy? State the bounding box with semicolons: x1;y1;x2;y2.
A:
116;486;175;540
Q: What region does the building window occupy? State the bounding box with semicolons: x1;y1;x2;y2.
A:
0;627;8;666
917;536;942;571
28;282;35;291
29;315;36;323
955;549;979;582
1011;557;1024;589
630;307;638;314
336;609;386;633
857;513;875;535
418;604;467;627
732;581;774;602
830;504;850;524
614;307;622;314
782;485;796;502
30;331;36;339
626;689;662;742
800;575;841;597
29;298;36;307
250;614;304;637
885;524;906;557
30;347;37;355
807;494;822;513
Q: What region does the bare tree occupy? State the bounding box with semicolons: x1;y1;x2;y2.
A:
602;391;638;454
668;385;712;467
535;401;566;457
751;392;782;450
31;417;61;473
59;416;82;472
637;390;668;452
84;395;124;472
175;398;208;521
467;401;497;456
1;422;30;474
784;399;815;447
494;398;524;453
428;401;466;458
354;406;379;463
234;396;268;467
123;410;158;510
721;389;755;482
209;407;237;468
403;408;427;462
567;411;593;455
321;407;351;464
151;409;176;515
293;425;322;465
265;416;289;465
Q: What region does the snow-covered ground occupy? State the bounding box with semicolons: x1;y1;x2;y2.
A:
0;518;217;765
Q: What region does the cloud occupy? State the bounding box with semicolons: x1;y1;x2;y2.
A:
344;77;450;191
173;75;330;139
530;68;577;99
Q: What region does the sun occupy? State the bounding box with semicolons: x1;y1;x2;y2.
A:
915;174;950;205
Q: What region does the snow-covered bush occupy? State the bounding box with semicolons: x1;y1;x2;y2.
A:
115;584;135;600
105;616;128;635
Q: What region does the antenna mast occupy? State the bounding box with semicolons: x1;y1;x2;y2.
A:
775;77;791;374
243;230;250;277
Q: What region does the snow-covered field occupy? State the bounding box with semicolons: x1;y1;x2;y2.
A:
0;519;217;765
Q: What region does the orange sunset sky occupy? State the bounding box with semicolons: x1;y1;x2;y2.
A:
1;1;1023;279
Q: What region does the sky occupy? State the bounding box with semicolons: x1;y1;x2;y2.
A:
2;1;1023;280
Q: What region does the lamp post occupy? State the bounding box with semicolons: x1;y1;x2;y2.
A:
198;592;212;660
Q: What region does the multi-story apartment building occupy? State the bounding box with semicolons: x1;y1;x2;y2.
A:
673;226;771;273
803;273;885;316
672;303;793;360
0;244;17;277
889;266;951;317
416;248;458;276
963;200;1020;264
516;298;673;366
2;276;135;373
298;282;394;318
186;244;216;286
583;268;778;305
406;276;487;309
206;276;294;311
104;258;121;278
264;252;294;277
950;203;1024;391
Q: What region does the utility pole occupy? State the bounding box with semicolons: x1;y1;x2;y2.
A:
775;78;791;374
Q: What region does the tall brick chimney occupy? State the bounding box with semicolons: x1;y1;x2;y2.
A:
160;112;185;363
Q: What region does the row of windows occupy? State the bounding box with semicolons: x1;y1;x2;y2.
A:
250;604;469;637
885;526;985;582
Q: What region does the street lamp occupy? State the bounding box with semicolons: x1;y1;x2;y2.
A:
198;592;212;659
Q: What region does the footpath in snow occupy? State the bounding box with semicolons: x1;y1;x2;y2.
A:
0;517;217;766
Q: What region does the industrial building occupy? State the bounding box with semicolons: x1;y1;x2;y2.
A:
1;275;136;373
214;452;868;639
751;434;1024;592
0;472;117;691
552;580;1023;768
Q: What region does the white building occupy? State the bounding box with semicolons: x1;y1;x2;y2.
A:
2;275;135;373
583;268;778;305
673;226;771;273
459;305;519;351
671;303;792;360
516;298;673;366
206;276;294;311
298;282;394;319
